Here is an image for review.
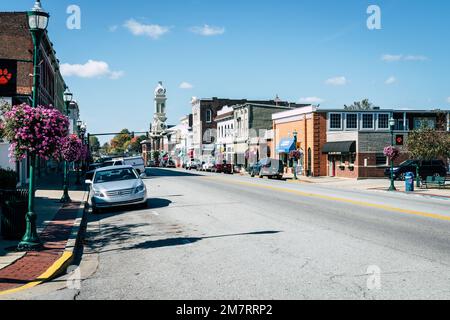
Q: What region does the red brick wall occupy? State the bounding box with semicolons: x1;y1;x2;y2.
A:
0;13;33;97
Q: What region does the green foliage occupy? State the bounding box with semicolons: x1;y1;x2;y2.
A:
407;128;450;160
152;150;160;160
0;168;17;189
89;136;101;153
344;99;378;111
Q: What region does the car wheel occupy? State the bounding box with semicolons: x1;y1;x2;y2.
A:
259;171;264;179
398;173;406;181
91;206;100;214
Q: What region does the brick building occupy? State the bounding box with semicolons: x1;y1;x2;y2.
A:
272;107;450;179
0;12;67;185
191;96;307;161
272;106;328;177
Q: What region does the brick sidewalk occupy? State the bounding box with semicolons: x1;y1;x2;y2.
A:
0;202;81;293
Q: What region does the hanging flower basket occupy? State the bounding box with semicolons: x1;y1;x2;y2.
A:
61;134;83;163
2;104;69;161
290;150;302;160
384;146;400;161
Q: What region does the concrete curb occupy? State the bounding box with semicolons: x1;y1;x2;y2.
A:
0;193;88;297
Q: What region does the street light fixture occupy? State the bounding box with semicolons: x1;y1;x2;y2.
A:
389;117;397;192
17;0;50;251
61;87;73;203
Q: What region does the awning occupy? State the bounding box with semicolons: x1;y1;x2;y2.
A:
322;141;356;154
277;138;295;153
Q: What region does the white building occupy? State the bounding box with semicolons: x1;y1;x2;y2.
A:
215;105;235;163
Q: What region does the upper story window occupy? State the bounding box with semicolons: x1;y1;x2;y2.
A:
346;114;358;129
329;113;342;129
362;114;374;129
206;109;212;123
378;114;389;129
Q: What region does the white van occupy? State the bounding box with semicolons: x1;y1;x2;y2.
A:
114;156;145;174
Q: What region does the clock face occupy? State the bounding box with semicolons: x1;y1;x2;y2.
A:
157;88;165;94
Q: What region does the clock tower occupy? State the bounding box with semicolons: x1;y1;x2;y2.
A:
150;81;168;154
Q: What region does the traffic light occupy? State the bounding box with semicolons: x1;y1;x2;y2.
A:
396;135;404;146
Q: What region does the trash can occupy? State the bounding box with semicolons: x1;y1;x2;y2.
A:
405;172;415;192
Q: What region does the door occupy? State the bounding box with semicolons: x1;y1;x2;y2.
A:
307;148;312;176
329;156;336;177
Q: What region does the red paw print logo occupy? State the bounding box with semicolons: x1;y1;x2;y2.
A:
0;69;12;85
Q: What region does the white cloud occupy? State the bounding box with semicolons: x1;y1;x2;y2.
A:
61;60;124;80
385;76;397;85
381;54;403;62
124;19;170;39
325;76;347;86
298;97;324;104
381;54;429;62
179;82;194;89
190;24;225;36
404;55;428;61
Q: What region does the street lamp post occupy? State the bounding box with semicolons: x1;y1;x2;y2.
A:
17;0;50;251
60;88;73;203
293;130;298;180
389;117;397;192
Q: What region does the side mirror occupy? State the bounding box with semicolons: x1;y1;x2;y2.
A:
140;173;147;179
85;179;93;185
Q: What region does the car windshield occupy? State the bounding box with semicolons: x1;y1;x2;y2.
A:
94;168;138;184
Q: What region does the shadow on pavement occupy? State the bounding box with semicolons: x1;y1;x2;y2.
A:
143;168;202;179
127;231;282;251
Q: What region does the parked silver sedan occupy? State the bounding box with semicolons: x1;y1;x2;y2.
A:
85;165;148;214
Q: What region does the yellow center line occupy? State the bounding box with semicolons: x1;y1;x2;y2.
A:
203;176;450;222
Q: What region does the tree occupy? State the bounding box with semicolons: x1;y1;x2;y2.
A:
89;136;101;153
407;127;450;160
344;99;378;111
110;129;132;154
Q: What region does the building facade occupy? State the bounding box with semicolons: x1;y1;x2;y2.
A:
215;106;235;164
234;103;296;168
272;107;450;178
191;96;307;162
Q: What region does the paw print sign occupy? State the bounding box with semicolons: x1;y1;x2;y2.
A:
0;69;12;85
0;59;17;95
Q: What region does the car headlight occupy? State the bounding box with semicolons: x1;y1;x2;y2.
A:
135;184;146;194
93;190;105;198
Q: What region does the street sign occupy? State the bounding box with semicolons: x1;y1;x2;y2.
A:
0;59;17;96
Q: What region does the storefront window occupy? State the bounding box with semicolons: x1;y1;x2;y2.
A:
330;114;342;129
346;114;358;129
362;114;374;129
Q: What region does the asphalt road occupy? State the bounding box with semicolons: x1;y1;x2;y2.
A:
34;168;450;300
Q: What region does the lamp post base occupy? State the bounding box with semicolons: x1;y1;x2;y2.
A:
17;212;42;252
17;240;42;252
389;184;397;192
60;193;71;203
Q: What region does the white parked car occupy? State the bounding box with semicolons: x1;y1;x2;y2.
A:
86;165;148;214
202;161;216;172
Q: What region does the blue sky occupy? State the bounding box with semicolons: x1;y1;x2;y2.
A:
3;0;450;141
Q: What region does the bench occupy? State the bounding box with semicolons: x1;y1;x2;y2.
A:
422;176;447;189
